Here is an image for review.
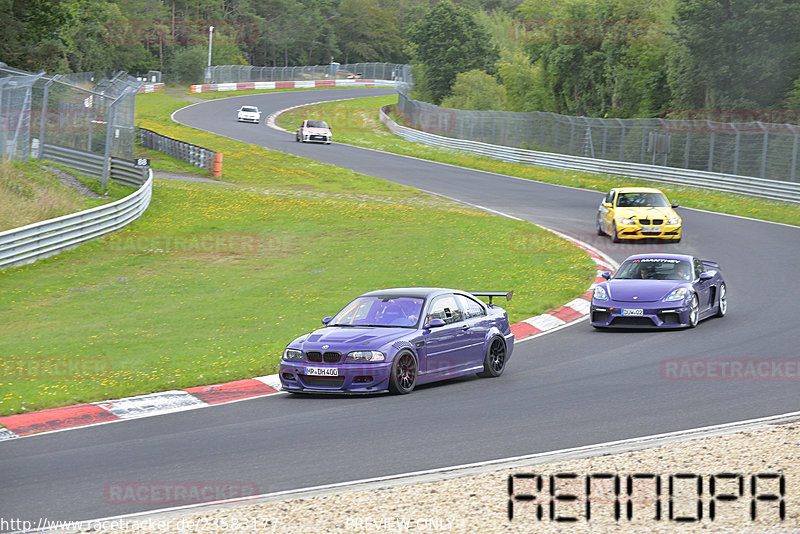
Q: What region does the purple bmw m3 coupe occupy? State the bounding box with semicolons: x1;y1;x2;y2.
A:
280;287;515;394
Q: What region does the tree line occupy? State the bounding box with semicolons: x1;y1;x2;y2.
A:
2;0;799;118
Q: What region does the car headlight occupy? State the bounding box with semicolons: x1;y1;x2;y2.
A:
346;350;385;362
667;217;681;225
665;288;689;302
593;286;608;301
617;217;636;225
283;348;303;361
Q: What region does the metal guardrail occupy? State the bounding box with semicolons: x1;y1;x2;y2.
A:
205;63;412;85
40;144;147;187
136;128;219;175
380;106;800;203
0;169;153;268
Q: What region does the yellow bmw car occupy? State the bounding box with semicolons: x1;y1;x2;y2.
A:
596;187;682;242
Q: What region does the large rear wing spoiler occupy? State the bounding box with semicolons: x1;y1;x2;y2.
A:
469;291;514;306
701;260;720;269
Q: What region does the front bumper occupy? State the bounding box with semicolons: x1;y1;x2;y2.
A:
615;223;681;240
279;361;392;393
238;116;260;123
590;299;691;328
302;133;331;143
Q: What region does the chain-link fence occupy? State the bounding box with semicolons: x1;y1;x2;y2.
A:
396;92;800;183
205;63;412;85
0;63;143;187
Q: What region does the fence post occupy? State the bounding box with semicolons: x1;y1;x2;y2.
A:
791;129;799;182
102;90;125;190
38;75;60;159
759;122;768;178
684;131;690;168
732;125;740;175
707;123;715;172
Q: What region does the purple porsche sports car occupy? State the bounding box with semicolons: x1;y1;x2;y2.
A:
280;287;515;394
590;254;727;329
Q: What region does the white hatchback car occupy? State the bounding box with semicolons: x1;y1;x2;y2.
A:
296;120;332;144
237;106;261;124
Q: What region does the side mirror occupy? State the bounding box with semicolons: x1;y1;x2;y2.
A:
699;272;713;281
602;202;612;208
322;316;333;325
671;203;679;208
424;318;446;329
601;271;611;279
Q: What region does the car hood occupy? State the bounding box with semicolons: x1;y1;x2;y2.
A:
614;206;677;220
239;111;259;115
606;280;686;302
291;326;411;351
304;127;330;134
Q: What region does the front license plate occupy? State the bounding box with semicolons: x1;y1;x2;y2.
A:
306;367;338;376
641;226;661;232
622;308;644;316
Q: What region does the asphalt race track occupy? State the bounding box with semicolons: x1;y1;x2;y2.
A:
2;88;799;528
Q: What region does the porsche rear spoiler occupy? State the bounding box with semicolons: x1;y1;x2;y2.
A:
469;291;514;306
701;260;720;269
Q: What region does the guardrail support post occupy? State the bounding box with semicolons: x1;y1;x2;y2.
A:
38;75;59;160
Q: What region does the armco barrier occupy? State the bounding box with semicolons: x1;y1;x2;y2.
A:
136;127;221;176
0;169;153;268
190;79;399;93
379;106;800;203
40;144;147;187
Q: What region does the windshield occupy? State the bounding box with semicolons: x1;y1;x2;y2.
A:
615;192;669;208
307;120;328;128
614;258;692;281
330;296;424;328
241;106;258;112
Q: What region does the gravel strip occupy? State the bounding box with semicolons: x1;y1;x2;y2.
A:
153;171;234;185
74;421;798;534
42;165;107;199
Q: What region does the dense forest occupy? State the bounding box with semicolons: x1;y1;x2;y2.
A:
2;0;800;119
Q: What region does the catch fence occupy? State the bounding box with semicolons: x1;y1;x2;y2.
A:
396;92;800;184
0;64;143;188
205;63;411;86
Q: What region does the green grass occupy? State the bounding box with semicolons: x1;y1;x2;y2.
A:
0;91;595;417
275;95;800;228
0;161;128;232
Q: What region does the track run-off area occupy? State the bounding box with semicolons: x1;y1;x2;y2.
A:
2;87;799;528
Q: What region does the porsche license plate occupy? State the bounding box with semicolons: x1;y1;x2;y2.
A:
622;308;644;316
641;226;661;232
306;367;338;376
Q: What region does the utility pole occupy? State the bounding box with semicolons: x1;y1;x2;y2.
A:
208;26;214;68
